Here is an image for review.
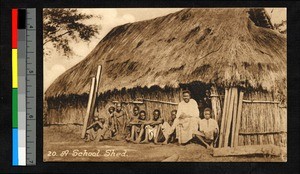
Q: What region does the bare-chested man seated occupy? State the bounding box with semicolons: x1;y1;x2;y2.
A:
140;109;164;144
129;110;147;143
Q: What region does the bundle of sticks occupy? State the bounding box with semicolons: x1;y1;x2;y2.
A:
218;87;244;148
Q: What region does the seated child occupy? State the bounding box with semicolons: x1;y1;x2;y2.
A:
126;106;141;141
84;116;105;142
141;109;164;144
162;110;177;144
194;108;219;148
131;110;147;143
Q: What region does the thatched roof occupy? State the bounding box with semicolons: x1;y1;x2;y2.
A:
45;8;286;98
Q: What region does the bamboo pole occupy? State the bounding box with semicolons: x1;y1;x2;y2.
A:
252;92;258;145
268;94;275;145
247;93;253;145
224;88;233;144
218;88;229;147
242;100;280;104
230;88;239;147
224;87;236;147
81;77;96;139
257;93;263;145
143;98;178;105
90;65;102;119
233;91;244;147
211;85;222;124
274;103;280;146
238;131;287;135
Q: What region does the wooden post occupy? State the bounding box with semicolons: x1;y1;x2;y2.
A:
224;87;237;147
179;88;183;102
230;88;239;147
218;88;229;148
90;65;102;118
210;85;221;124
233;91;244;147
81;77;96;139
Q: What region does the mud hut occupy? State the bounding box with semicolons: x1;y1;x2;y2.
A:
45;8;286;147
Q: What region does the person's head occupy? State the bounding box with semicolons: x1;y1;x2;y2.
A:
182;90;191;103
198;99;203;108
108;106;115;114
99;117;105;124
203;108;212;120
205;90;211;97
133;106;140;116
93;116;99;121
153;109;161;120
139;110;146;120
171;110;177;121
116;103;122;111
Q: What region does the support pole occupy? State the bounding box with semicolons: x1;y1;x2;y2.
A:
224;87;237;147
219;88;229;147
230;88;239;147
233;91;244;147
90;65;102;118
81;77;96;139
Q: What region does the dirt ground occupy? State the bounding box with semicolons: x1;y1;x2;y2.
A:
43;125;284;162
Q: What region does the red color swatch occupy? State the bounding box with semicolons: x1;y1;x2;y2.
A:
12;9;18;48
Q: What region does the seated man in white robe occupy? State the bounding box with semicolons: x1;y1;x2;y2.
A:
194;108;219;148
164;90;200;145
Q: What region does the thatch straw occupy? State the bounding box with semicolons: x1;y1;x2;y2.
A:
45;8;286;98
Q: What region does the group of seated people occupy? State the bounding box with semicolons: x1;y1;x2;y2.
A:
125;106;219;148
84;90;219;149
125;107;176;144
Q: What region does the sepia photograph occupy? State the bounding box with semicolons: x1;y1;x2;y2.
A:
43;8;287;162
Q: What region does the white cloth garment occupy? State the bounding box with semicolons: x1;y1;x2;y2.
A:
176;99;199;118
171;99;200;143
198;118;219;140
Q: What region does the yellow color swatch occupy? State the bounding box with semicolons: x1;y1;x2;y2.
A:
12;49;18;88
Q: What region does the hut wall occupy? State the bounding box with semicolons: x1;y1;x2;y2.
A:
46;87;181;125
95;87;180;122
238;91;287;147
46;95;88;125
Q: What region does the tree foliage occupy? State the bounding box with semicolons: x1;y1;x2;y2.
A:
274;20;287;34
43;8;100;56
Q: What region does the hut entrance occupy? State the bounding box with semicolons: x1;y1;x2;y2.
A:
180;81;208;105
180;81;221;120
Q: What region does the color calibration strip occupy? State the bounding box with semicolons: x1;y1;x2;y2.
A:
25;8;37;166
12;8;36;166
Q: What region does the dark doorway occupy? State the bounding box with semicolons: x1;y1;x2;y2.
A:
180;81;211;118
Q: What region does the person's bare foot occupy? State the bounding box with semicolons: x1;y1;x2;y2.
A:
126;137;134;142
162;140;168;145
84;133;90;142
140;140;149;144
133;138;141;144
